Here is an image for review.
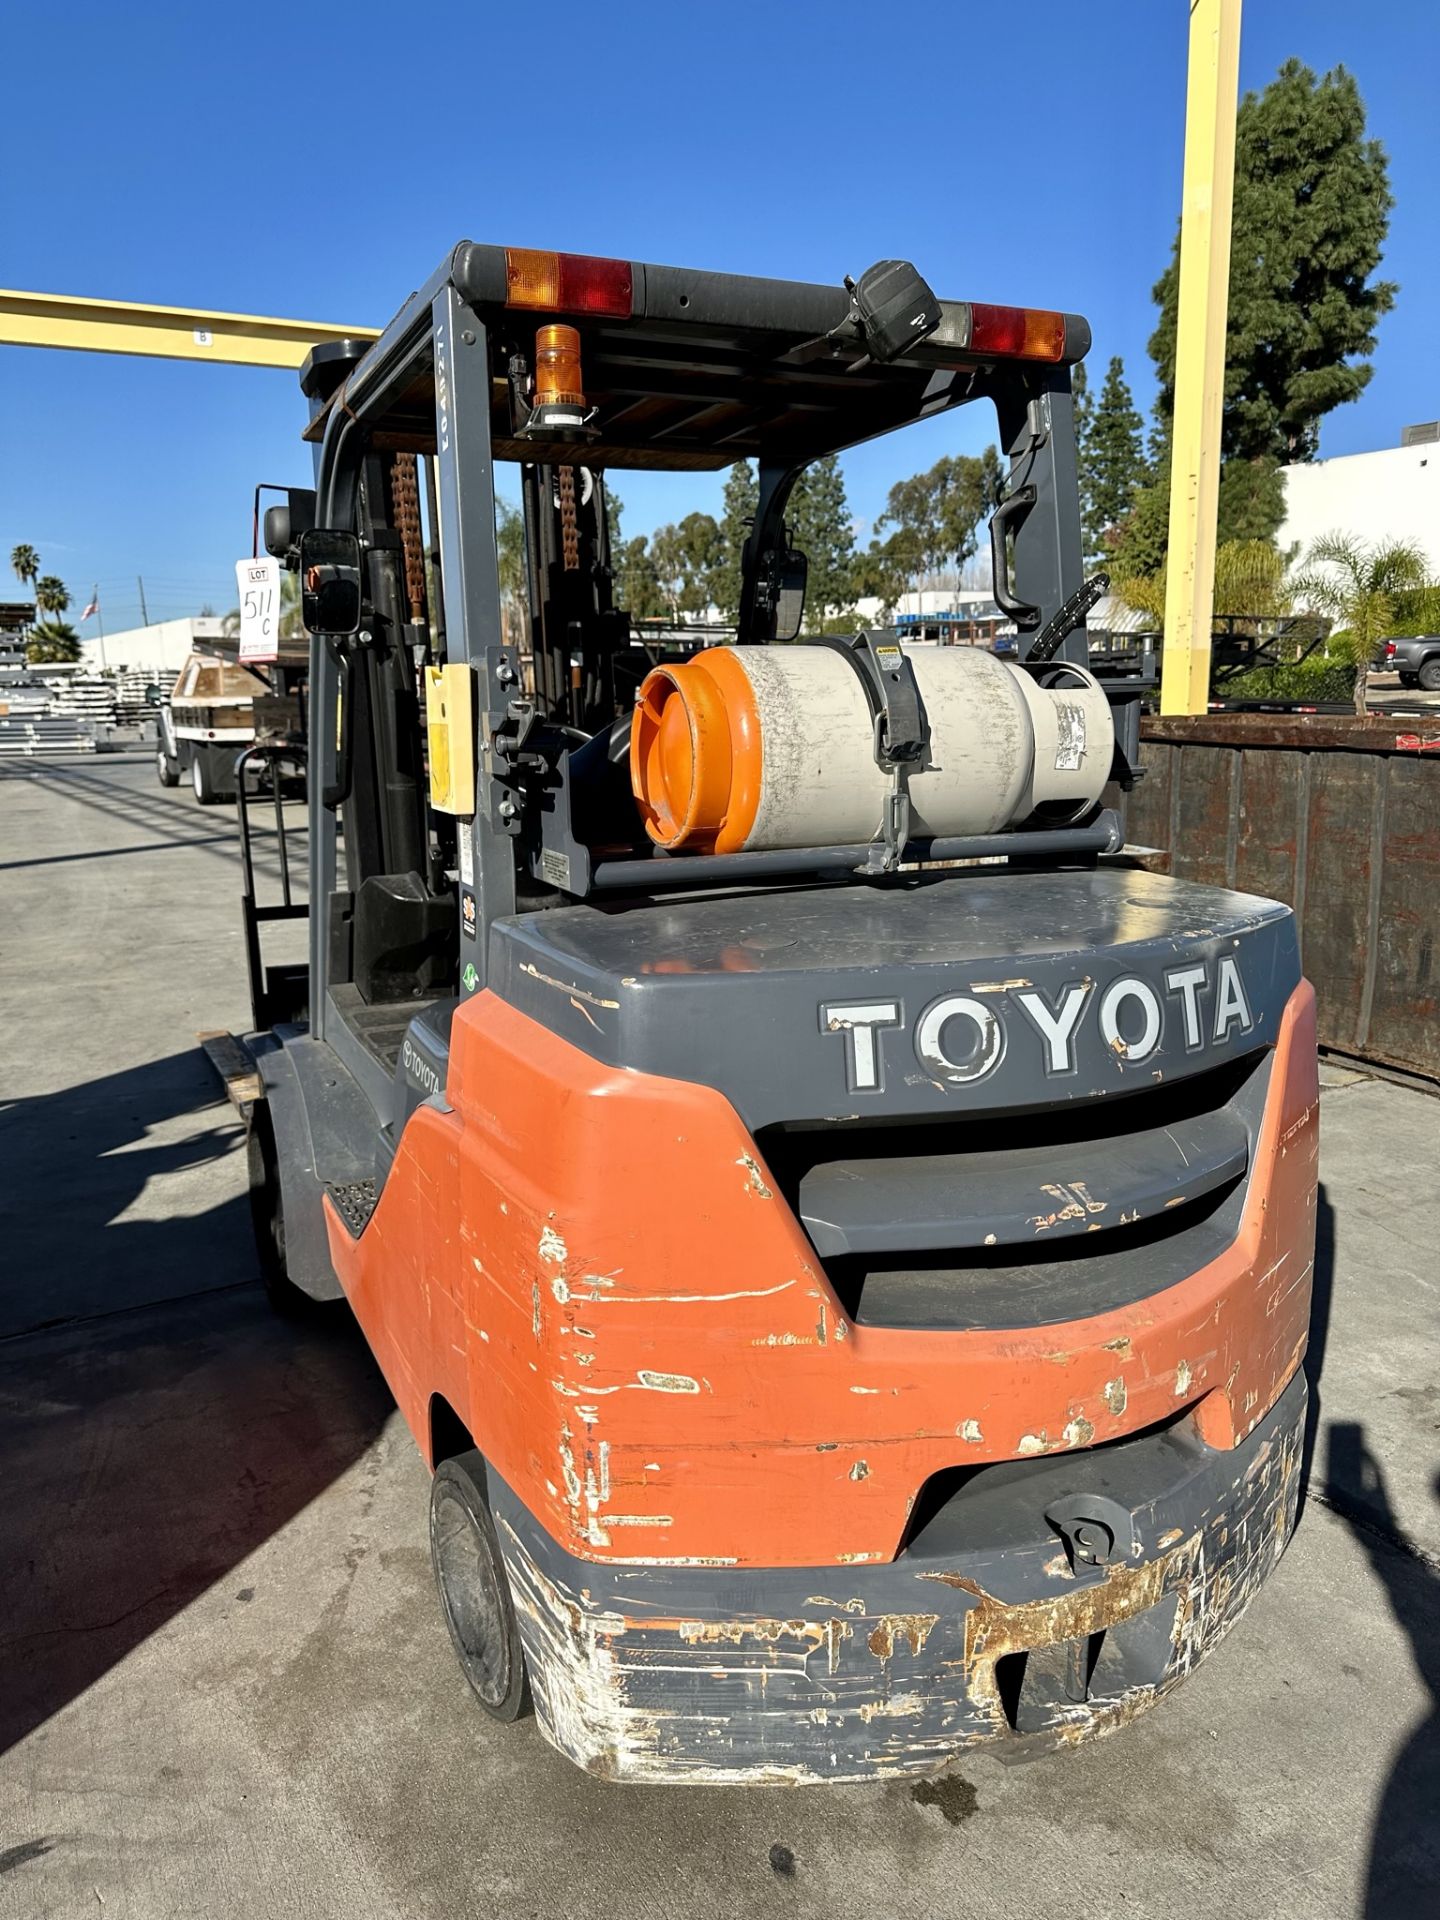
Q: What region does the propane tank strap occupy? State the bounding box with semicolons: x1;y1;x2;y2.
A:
816;632;930;876
817;630;929;771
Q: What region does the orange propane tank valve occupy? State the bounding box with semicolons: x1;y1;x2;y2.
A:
630;649;763;853
534;324;586;408
630;643;1114;856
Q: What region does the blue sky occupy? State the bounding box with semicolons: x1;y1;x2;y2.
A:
2;0;1435;633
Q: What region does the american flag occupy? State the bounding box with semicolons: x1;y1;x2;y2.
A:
81;589;99;620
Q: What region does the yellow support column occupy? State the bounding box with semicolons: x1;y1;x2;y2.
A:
1160;0;1243;715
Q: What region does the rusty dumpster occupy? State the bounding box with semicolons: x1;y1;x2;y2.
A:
1126;713;1440;1080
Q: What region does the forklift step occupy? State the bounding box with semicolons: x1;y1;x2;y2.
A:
325;1178;379;1238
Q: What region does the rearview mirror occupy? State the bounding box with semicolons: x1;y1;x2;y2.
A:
774;545;808;642
299;528;363;635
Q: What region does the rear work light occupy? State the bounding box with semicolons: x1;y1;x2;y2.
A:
965;302;1067;363
505;248;634;317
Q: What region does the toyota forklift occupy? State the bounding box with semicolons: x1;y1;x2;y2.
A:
222;242;1318;1784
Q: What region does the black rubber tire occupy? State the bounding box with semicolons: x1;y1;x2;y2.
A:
1418;658;1440;694
192;752;220;806
156;748;179;787
246;1107;319;1319
430;1450;532;1723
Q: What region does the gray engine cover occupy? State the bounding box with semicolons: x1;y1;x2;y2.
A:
487;867;1300;1130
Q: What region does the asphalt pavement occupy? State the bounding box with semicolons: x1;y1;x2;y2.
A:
1;751;1436;1920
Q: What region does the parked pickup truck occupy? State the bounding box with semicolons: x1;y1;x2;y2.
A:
1384;635;1440;692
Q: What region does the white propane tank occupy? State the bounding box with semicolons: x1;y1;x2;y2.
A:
629;642;1113;855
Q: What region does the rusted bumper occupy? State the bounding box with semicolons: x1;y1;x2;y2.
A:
492;1369;1306;1784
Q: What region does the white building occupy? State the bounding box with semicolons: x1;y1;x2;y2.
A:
1278;440;1440;576
78;616;230;674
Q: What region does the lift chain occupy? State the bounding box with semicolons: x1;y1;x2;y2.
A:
389;453;427;627
557;464;581;572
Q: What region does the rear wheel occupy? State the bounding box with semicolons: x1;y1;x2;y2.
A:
156;747;179;787
1418;658;1440;694
192;752;220;805
430;1450;532;1723
247;1107;317;1318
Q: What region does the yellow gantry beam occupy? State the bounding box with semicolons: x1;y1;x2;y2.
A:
1160;0;1243;716
0;287;378;371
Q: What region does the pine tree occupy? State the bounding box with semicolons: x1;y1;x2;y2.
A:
1078;357;1147;563
785;455;856;631
1116;59;1394;580
712;461;758;620
1150;60;1396;464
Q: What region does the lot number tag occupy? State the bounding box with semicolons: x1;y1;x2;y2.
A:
235;556;281;663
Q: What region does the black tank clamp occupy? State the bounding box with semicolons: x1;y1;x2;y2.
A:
819;631;931;874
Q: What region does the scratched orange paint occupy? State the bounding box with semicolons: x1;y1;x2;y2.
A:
325;983;1319;1569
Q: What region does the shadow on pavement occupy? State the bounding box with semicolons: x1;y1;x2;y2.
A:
0;1052;392;1755
0;1050;253;1334
1324;1429;1440;1916
1298;1183;1336;1524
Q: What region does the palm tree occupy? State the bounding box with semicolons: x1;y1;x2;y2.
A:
26;620;81;665
1114;539;1295;627
34;575;71;620
10;544;40;615
1292;535;1432;716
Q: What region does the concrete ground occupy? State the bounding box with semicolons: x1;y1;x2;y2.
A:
1;751;1436;1920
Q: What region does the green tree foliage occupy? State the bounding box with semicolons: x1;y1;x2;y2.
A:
648;512;723;615
26;621;81;663
712;461;758;619
613;536;666;620
1115;539;1295;627
1151;60;1396;464
1388;584;1440;638
861;448;1003;605
604;483;624;565
10;543;40;607
1118;61;1396;582
1291;534;1430;713
494;497;528;645
784;455;857;631
35;575;70;618
1116;448;1288;578
1078;357;1148;562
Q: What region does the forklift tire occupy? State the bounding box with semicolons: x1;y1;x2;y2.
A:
1419;658;1440;694
429;1450;532;1724
157;748;179;787
246;1106;321;1320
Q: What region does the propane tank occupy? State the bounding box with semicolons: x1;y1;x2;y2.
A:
629;643;1113;855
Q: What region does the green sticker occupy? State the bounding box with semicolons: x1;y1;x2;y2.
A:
462;962;479;993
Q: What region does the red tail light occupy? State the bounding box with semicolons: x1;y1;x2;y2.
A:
505;249;634;317
1385;641;1397;661
965;302;1067;362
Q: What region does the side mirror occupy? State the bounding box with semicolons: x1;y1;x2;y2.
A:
774;544;808;642
264;487;317;561
299;528;363;635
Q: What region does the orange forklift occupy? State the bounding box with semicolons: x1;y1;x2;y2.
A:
222;244;1318;1782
